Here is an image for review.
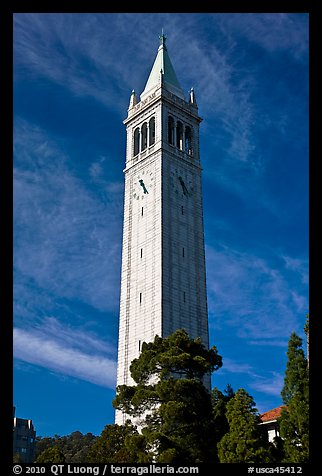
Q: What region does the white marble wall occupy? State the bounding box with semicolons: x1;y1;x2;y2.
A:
115;88;210;425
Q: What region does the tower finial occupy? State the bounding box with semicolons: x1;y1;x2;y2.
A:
189;87;197;107
159;29;166;47
128;89;138;109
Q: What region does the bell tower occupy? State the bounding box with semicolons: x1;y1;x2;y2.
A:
115;33;210;424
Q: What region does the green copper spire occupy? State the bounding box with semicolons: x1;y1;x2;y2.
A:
140;32;185;100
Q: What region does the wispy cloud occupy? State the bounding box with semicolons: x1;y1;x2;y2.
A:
14;318;117;388
13;13;164;115
283;255;309;285
14;118;122;314
14;15;115;112
217;358;284;398
249;372;284;397
221;358;254;375
218;13;309;59
206;243;308;341
36;316;116;355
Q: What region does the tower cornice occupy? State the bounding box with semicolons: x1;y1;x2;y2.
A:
124;86;202;126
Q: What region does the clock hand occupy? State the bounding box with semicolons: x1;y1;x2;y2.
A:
139;179;149;194
178;176;189;196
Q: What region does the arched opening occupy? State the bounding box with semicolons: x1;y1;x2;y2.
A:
134;127;140;156
149;117;155;146
141;123;148;151
185;126;193;155
176;121;183;150
168;116;175;145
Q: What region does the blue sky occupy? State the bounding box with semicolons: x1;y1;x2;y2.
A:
13;13;309;437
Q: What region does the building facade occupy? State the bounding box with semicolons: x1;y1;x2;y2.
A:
259;405;286;443
116;33;210;424
13;407;36;463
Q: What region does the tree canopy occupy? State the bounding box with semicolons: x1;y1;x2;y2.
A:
87;423;150;463
33;431;97;463
279;331;309;462
29;323;310;464
34;446;66;463
217;388;273;463
211;384;235;446
113;329;223;463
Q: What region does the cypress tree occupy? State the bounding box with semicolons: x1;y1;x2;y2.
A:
279;331;309;462
217;388;273;463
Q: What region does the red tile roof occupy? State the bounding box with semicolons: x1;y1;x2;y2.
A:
260;405;286;422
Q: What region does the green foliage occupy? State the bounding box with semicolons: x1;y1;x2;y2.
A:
34;431;97;463
129;330;222;385
34;446;66;463
34;436;54;457
211;384;235;448
87;423;150;463
217;389;273;463
303;313;309;336
147;378;218;463
32;327;310;464
281;332;308;405
279;331;309;462
13;453;23;463
113;329;223;463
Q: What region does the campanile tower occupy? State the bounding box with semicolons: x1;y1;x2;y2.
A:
116;34;210;423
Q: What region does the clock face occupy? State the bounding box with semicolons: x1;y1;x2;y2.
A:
170;169;193;198
132;169;154;199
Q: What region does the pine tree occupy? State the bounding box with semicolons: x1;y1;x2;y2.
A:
113;329;223;463
217;388;273;463
279;331;309;462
